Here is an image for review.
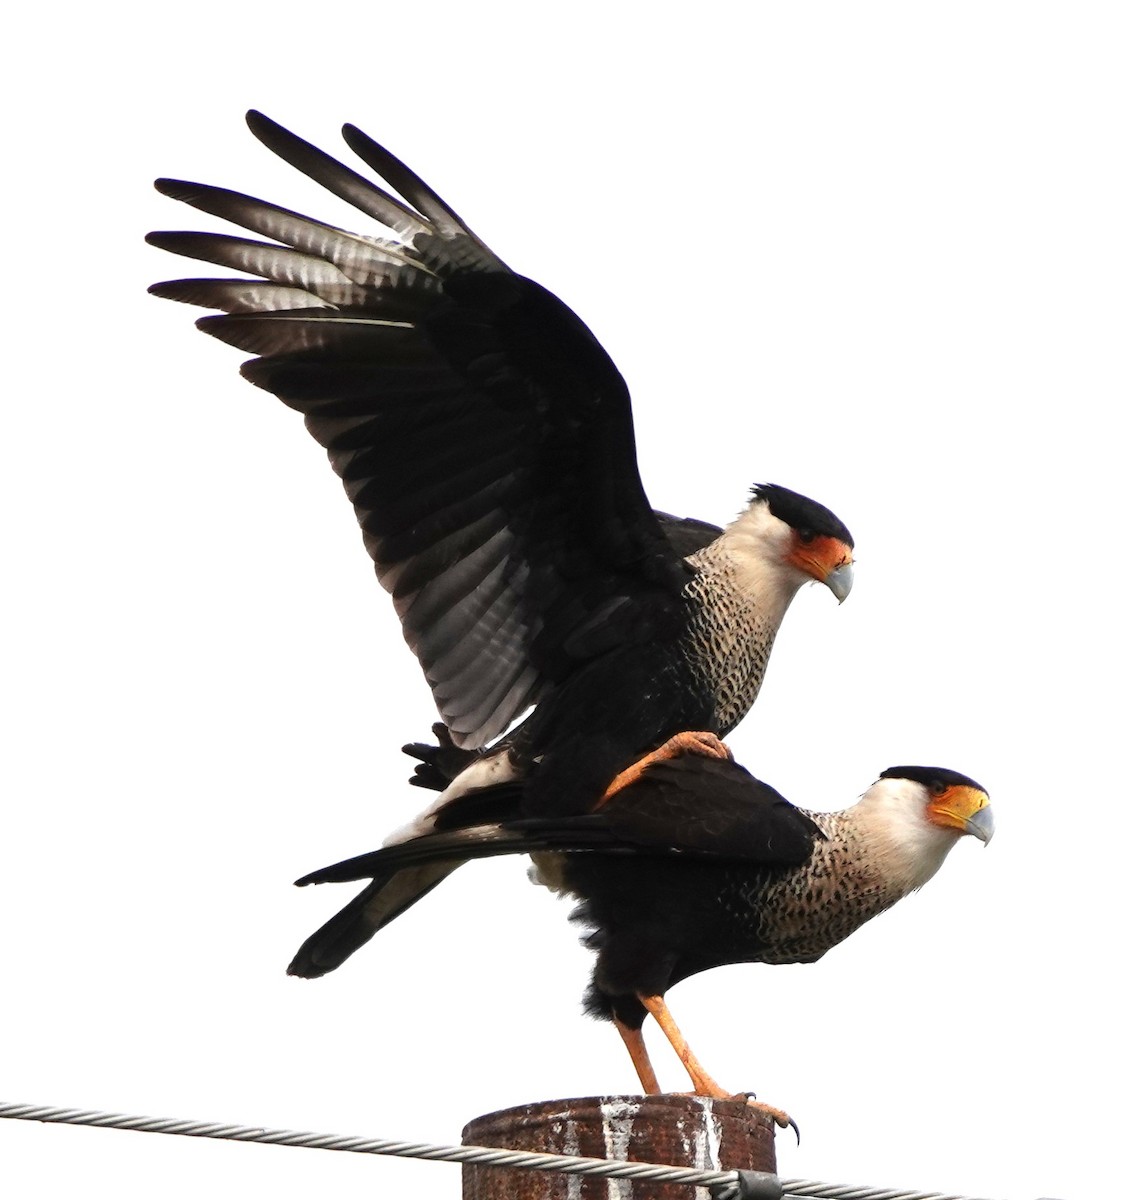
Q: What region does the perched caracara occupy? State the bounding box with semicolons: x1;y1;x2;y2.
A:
148;112;854;816
288;746;992;1128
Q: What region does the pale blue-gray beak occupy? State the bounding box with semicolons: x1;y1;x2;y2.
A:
964;804;995;846
825;561;854;604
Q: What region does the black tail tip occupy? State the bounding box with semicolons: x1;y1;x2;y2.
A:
286;953;328;980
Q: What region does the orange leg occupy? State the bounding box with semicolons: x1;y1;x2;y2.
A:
638;993;797;1136
614;1018;662;1094
595;732;732;809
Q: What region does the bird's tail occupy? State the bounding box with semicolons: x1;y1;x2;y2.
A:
286;803;630;979
287;752;773;979
287;861;459;978
287;810;544;979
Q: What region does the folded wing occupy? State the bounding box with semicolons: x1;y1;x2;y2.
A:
299;755;821;887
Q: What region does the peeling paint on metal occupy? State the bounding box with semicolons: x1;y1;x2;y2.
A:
599;1098;639;1200
664;1097;721;1200
697;1096;724;1169
562;1112;582;1200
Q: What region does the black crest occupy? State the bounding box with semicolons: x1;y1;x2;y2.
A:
879;765;987;794
751;483;853;547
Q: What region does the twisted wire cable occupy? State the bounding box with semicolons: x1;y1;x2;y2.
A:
782;1183;992;1200
1;1102;743;1195
1;1099;1017;1200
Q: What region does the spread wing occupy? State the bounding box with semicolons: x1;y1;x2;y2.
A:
148;111;693;748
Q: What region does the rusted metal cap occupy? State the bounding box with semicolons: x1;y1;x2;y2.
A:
462;1094;776;1200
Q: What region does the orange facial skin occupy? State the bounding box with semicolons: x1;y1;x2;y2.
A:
787;533;854;583
927;785;994;842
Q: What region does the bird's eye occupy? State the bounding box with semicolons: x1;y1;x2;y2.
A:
797;530;816;544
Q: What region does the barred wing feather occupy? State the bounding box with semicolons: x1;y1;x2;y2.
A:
149;111;689;748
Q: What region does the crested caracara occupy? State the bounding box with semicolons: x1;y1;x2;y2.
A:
148;113;854;816
288;745;992;1130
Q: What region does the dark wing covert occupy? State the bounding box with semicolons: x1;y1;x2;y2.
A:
297;755;821;888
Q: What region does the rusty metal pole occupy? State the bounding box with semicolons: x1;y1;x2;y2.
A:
462;1095;776;1200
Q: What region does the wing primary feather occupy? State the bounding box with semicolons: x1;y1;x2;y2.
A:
153;178;415;263
145;231;357;294
148;279;332;313
341;123;495;251
245;110;433;242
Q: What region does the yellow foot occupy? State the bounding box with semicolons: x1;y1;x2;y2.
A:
596;732;732;808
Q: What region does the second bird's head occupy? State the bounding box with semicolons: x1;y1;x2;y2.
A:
739;483;855;602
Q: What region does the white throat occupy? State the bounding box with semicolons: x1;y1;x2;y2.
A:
848;778;963;896
696;501;807;620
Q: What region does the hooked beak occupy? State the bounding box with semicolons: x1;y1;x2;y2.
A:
788;535;855;603
928;785;994;845
825;560;854;604
963;803;995;846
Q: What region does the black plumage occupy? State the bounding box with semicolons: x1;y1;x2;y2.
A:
148;113;855;816
289;754;821;982
287;747;991;1121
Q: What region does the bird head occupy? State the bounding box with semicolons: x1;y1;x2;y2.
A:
748;483;854;602
858;765;993;893
884;765;994;843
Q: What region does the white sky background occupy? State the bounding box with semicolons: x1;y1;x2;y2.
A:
2;3;1134;1198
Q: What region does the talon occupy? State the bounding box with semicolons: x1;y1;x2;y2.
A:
684;731;733;761
596;732;732;808
667;1090;798;1140
744;1098;799;1141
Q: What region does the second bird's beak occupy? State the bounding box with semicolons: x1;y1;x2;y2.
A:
825;561;854;604
789;536;855;603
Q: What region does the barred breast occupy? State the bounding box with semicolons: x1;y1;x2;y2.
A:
737;811;908;965
680;545;781;734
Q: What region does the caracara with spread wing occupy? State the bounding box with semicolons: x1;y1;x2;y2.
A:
148;113;854;818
